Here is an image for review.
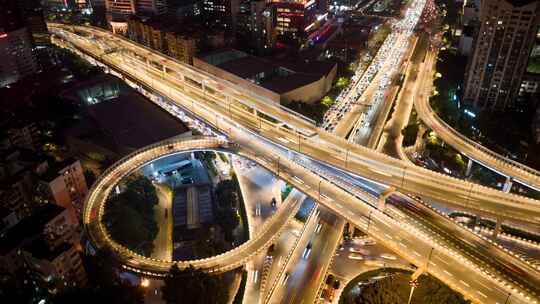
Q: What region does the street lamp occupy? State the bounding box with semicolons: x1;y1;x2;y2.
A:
425;247;434;270
407;279;420;304
504;293;511;304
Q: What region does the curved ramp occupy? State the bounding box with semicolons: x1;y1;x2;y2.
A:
84;137;302;275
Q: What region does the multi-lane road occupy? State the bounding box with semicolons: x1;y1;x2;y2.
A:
413;41;540;191
49;21;540;304
49;23;540;228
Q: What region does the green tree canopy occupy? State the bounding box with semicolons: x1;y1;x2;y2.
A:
161;265;228;304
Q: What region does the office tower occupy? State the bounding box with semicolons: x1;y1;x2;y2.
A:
165;32;198;64
105;0;167;17
202;0;240;30
0;0;39;87
105;0;167;33
237;0;271;51
17;0;51;47
464;0;540;110
272;0;319;43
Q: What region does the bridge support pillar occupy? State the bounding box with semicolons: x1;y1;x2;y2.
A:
493;218;502;239
472;215;480;228
347;222;355;236
465;158;474;177
413;123;428;153
411;267;424;281
378;187;395;210
503;177;513;193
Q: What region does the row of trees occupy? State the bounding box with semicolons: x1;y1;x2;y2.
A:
103;175;159;256
214;179;241;243
161;265;228;304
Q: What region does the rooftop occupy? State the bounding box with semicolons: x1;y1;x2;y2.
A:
25;239;73;262
66;87;189;155
0;204;65;255
199;49;336;95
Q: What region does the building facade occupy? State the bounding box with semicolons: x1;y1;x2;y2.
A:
464;0;540;110
237;0;275;51
165;32;198;64
202;0;240;30
0;204;85;292
105;0;167;33
0;0;39;87
272;0;319;43
37;159;89;224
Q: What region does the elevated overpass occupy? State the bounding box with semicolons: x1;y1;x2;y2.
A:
49;23;540;228
53;23;540;303
414;49;540;192
84;137;305;275
86;135;540;304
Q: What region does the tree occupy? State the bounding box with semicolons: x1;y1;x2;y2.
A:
102;176;159;256
215;207;239;242
215;180;238;209
161;265;228;304
402;123;419;147
84;170;97;188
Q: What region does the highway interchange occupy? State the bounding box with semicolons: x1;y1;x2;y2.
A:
48;1;540;301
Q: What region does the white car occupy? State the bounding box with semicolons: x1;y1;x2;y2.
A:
302;242;313;259
348;253;364;260
315;222;323;234
349;247;362;253
380;253;397;260
360;238;376;246
282;273;290;285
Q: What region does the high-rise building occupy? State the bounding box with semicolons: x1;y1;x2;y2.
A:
237;0;273;51
165;32;198;64
0;204;85;290
0;0;39;87
202;0;240;30
36;158;89;224
272;0;320;43
464;0;540;110
105;0;167;17
128;15;199;64
105;0;168;33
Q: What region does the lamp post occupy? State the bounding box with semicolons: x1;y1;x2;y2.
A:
425;247;434;270
407;279;420;304
504;293;511;304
